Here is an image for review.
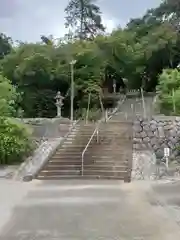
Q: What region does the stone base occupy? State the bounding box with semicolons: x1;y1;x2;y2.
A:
23;174;33;182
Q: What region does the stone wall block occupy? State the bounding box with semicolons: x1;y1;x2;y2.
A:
147;131;154;137
155;149;164;158
164;125;172;131
150;137;158;146
154;130;159;137
150;124;157;132
133;117;180;160
158;126;165;138
169;136;178;145
169;129;177;137
143;137;150;143
152;144;159;151
133;138;142;144
141;131;147;138
133;125;142;133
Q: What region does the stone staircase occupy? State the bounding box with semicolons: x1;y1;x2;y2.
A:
36;119;133;181
37;123;96;180
83;121;133;181
37;94;154;181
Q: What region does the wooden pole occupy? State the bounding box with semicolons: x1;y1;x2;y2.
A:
172;88;176;114
141;87;146;118
86;92;91;123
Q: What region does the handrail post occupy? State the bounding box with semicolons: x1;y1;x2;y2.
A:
81;154;84;176
81;127;98;177
96;129;99;143
105;110;108;122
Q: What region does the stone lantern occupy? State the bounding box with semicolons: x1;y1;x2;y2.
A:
55;91;64;118
113;79;116;93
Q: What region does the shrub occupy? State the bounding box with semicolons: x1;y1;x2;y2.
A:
156;69;180;115
0;74;21;117
0;117;34;165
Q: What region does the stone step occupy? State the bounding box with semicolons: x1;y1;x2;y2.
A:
99;127;132;131
64;135;93;140
84;166;127;171
56;148;85;153
63;139;94;144
56;145;92;151
99;129;131;133
60;143;95;147
98;136;132;140
89;154;129;158
51;154;82;159
51;153;129;159
40;169;80;176
91;160;129;164
37;175;125;180
73;132;95;135
55;149;129;155
85;152;131;156
96;141;132;145
82;170;127;177
45;165;127;171
48;159;128;165
98;138;132;141
52;152;130;157
44;165;81;170
48;159;82;165
99;129;133;133
59;145;94;150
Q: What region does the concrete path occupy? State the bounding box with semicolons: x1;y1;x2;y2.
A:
1;180;180;239
152;180;180;226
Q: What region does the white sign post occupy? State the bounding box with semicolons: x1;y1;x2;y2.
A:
164;147;170;168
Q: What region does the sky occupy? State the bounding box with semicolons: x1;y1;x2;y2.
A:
0;0;162;42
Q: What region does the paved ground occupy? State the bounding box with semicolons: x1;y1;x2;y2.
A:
1;180;180;239
152;180;180;225
0;180;35;236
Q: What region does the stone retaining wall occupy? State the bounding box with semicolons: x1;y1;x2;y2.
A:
133;116;180;160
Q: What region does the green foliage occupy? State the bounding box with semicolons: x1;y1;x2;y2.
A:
0;74;22;117
156;69;180;114
0;71;33;166
0;39;105;118
0;0;180;118
0;117;33;164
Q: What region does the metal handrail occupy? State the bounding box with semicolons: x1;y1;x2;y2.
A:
81;104;119;176
81;124;99;176
81;94;127;176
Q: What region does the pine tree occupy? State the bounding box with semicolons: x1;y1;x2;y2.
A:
65;0;105;40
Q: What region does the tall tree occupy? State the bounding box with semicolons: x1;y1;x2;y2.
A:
0;33;12;59
65;0;105;40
